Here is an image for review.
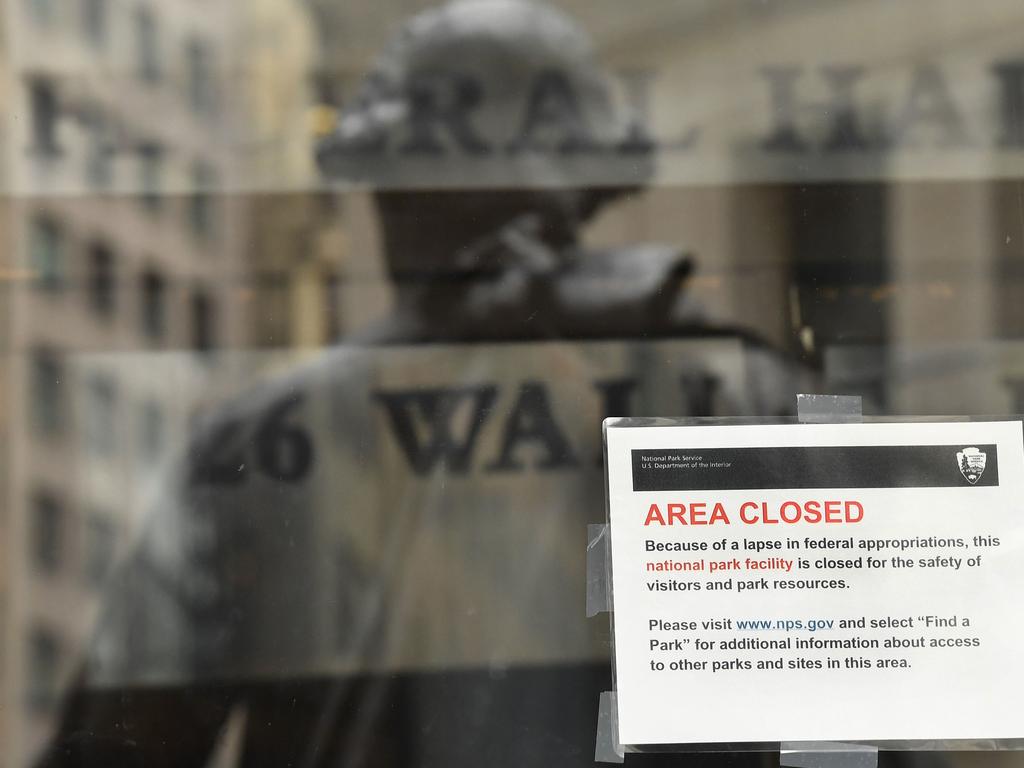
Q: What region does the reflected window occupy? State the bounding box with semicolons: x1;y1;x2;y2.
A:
312;69;341;109
185;37;215;116
87;241;116;318
31;349;64;436
29;215;65;292
191;289;216;352
255;272;291;348
140;269;166;340
27;626;60;712
324;272;342;342
30;491;63;575
84;513;116;586
135;5;160;84
993;181;1024;337
85;118;112;189
81;0;107;47
85;375;117;457
1007;379;1024;413
28;78;60;157
26;0;54;27
138;143;162;211
139;399;164;464
787;182;889;359
189;162;217;238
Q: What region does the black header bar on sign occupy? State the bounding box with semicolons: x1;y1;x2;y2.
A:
631;445;999;491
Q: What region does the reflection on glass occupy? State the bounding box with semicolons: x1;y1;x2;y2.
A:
2;0;1024;766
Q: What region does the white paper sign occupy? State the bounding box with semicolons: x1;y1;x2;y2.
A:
605;419;1024;745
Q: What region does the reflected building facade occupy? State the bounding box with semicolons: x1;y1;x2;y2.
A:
1;0;244;763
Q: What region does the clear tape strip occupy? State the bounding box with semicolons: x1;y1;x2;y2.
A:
796;394;864;423
781;742;878;768
586;523;611;618
595;691;624;764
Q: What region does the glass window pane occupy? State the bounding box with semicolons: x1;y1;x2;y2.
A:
134;6;160;84
139;269;165;340
84;375;117;456
26;0;54;27
29;216;64;291
83;513;116;586
30;349;64;436
26;627;60;712
185;37;214;116
190;289;215;352
188;163;216;238
10;1;1024;765
138;399;163;464
81;0;107;47
28;79;60;157
30;492;63;574
137;144;162;211
87;242;115;317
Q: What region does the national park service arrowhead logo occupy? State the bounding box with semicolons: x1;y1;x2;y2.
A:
957;447;987;484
